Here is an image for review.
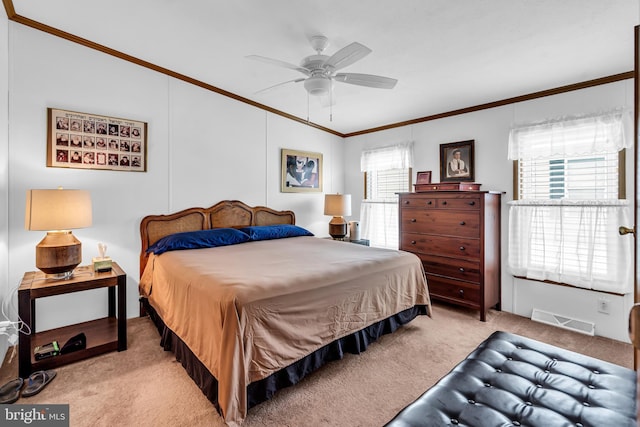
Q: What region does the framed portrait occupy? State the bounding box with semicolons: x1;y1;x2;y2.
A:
281;149;323;193
440;139;474;182
416;171;432;184
47;108;147;172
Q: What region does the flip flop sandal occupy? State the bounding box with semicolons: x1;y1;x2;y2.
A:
21;370;57;398
0;378;24;404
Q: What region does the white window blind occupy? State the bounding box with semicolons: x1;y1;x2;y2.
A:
360;142;413;249
517;153;619;200
508;110;632;294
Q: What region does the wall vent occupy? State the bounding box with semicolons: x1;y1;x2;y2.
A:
531;308;595;336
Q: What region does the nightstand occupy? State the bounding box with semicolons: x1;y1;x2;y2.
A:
18;263;127;378
349;239;370;246
323;237;370;246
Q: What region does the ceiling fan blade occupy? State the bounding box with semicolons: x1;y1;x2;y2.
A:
254;78;306;94
245;55;310;76
323;42;371;71
334;73;398;89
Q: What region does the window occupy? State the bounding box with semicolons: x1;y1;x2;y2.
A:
508;110;632;294
365;169;410;200
360;143;413;249
517;153;620;200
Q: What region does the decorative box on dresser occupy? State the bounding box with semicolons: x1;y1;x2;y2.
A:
398;191;502;321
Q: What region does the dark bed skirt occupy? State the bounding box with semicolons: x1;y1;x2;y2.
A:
141;298;428;413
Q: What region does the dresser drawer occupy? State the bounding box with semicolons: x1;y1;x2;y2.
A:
436;197;481;210
427;275;480;307
418;254;480;283
401;233;480;259
400;197;437;208
400;210;479;237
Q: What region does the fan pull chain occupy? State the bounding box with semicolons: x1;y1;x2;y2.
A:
306;91;310;122
330;85;333;122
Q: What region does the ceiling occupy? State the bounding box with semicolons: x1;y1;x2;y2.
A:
7;0;640;136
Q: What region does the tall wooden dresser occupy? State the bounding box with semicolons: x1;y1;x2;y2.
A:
398;191;502;321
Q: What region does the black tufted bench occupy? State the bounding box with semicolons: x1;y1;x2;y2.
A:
385;330;636;427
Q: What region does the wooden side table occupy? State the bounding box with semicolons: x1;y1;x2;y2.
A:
18;263;127;378
322;237;370;246
349;239;370;246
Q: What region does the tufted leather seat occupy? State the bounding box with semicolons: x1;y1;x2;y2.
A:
385;331;636;427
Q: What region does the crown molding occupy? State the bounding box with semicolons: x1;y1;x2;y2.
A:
3;1;633;139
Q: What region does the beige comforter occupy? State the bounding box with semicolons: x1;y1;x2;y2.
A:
139;236;430;426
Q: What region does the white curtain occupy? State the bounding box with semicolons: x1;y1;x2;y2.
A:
508;109;630;160
360;201;399;249
508;109;633;294
360;142;414;249
508;200;632;294
360;142;414;172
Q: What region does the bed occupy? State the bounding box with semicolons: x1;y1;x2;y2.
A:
138;200;431;426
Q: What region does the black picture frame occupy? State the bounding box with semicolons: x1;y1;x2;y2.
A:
440;140;474;182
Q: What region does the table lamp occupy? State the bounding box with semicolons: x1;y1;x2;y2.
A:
25;188;92;279
324;193;351;239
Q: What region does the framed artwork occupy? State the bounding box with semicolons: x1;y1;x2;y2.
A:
416;171;432;184
281;148;323;193
440;139;474;182
47;107;148;172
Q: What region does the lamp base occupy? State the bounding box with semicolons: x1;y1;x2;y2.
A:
328;216;348;240
45;271;75;280
35;231;82;278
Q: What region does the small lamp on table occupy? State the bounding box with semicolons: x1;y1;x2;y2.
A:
324;193;351;240
24;187;92;279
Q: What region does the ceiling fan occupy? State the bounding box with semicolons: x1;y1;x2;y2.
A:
247;35;398;99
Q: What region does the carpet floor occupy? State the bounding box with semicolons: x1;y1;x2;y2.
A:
0;301;633;427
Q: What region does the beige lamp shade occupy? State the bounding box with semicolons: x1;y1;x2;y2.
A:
324;194;351;239
25;188;92;278
324;194;352;217
25;189;92;230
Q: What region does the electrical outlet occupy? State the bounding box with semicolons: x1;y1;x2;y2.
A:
598;298;610;314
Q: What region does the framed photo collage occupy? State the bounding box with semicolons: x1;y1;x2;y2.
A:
47;108;148;172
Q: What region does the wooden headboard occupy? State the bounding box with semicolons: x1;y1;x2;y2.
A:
139;200;295;276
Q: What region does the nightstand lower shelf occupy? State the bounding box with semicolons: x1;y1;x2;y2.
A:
30;317;120;372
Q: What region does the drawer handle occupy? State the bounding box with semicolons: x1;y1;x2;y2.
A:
442;201;448;205
459;246;465;251
427;201;432;205
410;218;417;222
404;200;410;204
411;240;416;245
459;289;464;297
459;221;466;225
459;267;465;272
469;201;475;206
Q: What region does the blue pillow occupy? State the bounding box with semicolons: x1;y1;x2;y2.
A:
147;228;250;255
238;224;314;241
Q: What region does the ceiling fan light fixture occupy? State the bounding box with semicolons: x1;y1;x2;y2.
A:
248;36;397;100
304;75;331;96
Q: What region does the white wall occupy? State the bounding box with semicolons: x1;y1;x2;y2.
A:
0;13;10;360
345;80;635;343
3;23;343;343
